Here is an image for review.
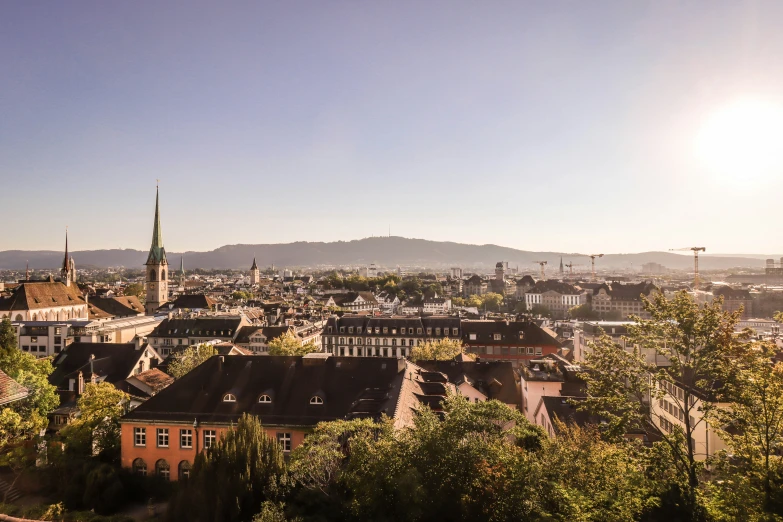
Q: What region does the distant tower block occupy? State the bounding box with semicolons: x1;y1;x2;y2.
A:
495;262;505;282
145;186;169;315
250;257;260;285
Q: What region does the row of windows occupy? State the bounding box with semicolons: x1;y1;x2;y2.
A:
222;393;320;405
325;337;419;346
133;458;189;480
329;326;458;336
328;347;405;357
132;429;294;461
134;427;207;449
468;346;543;356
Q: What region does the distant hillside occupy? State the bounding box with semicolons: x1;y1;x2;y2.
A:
0;237;769;271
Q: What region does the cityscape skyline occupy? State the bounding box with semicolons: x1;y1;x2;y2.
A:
3;1;783;253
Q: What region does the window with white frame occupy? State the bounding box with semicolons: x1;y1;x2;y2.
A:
180;429;192;449
276;432;291;452
134;427;146;447
204;430;216;448
157;428;169;448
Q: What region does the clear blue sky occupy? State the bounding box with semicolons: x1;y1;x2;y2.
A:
2;1;782;254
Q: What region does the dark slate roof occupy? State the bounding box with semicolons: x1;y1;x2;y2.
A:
465;275;485;285
516;275;535;287
0;369;29;406
713;286;751;299
150;317;243;338
0;282;85;311
158;294;216;311
89;296;144;317
415;360;520;407
593;282;658;300
527;280;581;295
49;343;150;389
234;325;291;344
122;355;408;426
460;320;561;346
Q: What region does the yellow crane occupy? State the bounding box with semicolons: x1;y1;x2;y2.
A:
588;254;604;282
533;261;547;280
670;247;706;290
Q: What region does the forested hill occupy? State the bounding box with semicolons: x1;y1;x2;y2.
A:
0;236;768;270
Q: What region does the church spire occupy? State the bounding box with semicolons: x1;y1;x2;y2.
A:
62;228;70;276
146;185;167;265
250;257;258;270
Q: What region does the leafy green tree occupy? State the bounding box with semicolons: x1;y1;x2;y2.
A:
168;344;218;379
711;341;783;516
66;382;130;458
451;297;467;307
123;282;145;299
0;317;59;442
569;303;598;320
408;339;465;362
232;290;254;301
167;413;289;522
481;292;504;312
580;292;745;516
267;332;319;356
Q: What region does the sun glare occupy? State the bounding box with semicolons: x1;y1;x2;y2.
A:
695;98;783;179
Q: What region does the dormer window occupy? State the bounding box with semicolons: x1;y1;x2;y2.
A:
357;327;362;334
348;327;354;333
258;395;271;403
309;396;324;405
340;327;345;333
494;333;501;341
223;393;237;402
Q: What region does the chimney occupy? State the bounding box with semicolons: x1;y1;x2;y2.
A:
77;371;84;395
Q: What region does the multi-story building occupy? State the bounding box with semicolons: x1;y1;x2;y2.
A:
322;316;461;358
572;320;670;365
590;281;658;319
522;280;586;318
375;291;401;314
146;316;249;357
515;275;535;300
460;320;561;366
463;275;487;297
518;354;585;424
423;295;452;314
119;354;449;480
0;279;88;323
712;286;753;319
324;292;379;313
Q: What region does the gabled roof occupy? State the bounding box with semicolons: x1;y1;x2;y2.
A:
461;320;561;347
0;281;85;311
159;294;216;311
526;280;581;295
89;296;144;318
122;355;411;426
537;396;602;434
50;343;157;389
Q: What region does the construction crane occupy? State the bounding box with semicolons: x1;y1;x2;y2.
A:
587;254;604;282
533;261;547;280
670;247;706;290
564;262;574;276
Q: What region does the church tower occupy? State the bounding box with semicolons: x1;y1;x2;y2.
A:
145;187;169;315
61;229;76;286
250;257;260;285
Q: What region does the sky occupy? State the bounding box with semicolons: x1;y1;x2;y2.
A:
2;0;783;255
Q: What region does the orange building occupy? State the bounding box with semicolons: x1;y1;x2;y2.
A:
120;354;443;480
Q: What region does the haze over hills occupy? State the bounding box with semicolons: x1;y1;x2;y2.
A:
0;237;774;272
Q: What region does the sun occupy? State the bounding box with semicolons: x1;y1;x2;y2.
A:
695;97;783;180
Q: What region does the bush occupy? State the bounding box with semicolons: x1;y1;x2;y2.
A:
84;464;126;515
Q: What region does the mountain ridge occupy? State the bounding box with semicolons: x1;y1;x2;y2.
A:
0;237;772;271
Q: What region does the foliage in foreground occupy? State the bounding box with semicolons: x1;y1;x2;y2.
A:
267;332;319;356
168;343;218;379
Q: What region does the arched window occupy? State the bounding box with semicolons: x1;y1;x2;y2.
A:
309;396;324;405
156;459;170;479
178;460;191;480
258;395;272;404
149;269;157;281
162;270;167;281
133;458;147;476
31;313;37;321
15;314;23;321
223;393;237;402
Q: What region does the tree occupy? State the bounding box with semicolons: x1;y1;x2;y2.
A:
0;317;59;443
267;332;319;356
233;290;254;301
408;339;465;362
123;282;145;300
711;341;783;516
579;292;745;516
66;382;130;458
569;303;598;320
168;344;218;379
514;300;528;313
167;413;289;522
481;292;504;312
